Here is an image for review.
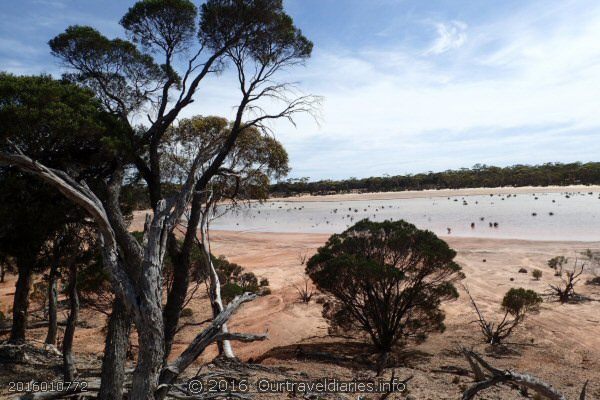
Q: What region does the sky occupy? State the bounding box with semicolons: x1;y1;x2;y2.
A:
2;0;600;180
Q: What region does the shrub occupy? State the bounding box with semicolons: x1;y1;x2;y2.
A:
180;308;194;318
307;219;463;353
212;256;269;303
587;276;600;286
502;288;543;315
467;287;542;345
221;283;245;303
294;276;314;303
532;269;542;280
518;268;527;273
547;256;567;272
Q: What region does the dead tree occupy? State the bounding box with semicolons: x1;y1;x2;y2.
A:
461;348;588;400
198;201;236;359
548;262;584;303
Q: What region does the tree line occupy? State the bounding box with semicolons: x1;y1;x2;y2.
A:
271;162;600;196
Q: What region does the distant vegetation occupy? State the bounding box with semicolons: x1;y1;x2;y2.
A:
271;162;600;196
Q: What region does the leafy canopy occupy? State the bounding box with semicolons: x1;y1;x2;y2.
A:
162;115;289;200
307;219;463;352
0;74;117;262
121;0;198;55
502;287;542;318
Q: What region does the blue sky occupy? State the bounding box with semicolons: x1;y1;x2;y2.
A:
2;1;600;180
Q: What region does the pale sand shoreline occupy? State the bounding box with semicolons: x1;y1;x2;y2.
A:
268;184;600;202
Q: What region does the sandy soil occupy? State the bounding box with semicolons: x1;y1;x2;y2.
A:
2;232;600;398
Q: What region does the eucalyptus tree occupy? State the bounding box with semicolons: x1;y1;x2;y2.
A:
1;0;314;398
162;115;289;357
49;0;315;367
0;73;115;344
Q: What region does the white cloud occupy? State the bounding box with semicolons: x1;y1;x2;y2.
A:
424;20;467;55
268;1;600;178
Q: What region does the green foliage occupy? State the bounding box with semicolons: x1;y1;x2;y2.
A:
180;307;194;318
49;25;164;115
548;256;567;269
307;219;463;352
468;287;542;345
0;73;116;172
271;163;600;196
200;0;312;61
532;269;542;280
161;116;289;202
0;74;115;267
121;0;198;55
77;258;111;298
221;282;245;303
213;255;269;302
501;288;542;317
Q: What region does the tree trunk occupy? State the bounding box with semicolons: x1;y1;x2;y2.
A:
98;297;131;400
162;191;204;359
130;254;166;400
62;262;79;381
45;261;59;345
0;262;5;283
9;256;33;344
162;234;189;360
200;217;235;359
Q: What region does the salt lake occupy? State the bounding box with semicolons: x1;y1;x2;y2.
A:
210;191;600;241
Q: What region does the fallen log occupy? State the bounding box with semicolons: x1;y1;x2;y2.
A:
461;348;588;400
156;293;262;400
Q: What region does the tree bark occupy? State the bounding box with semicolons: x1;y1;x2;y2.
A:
45;261;59;346
62;262;79;381
9;256;34;344
130;206;169;400
130;261;165;400
200;217;234;358
156;293;258;400
162;234;189;360
98;297;131;400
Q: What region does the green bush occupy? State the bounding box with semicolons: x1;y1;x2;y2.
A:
221;283;245;303
307;219;463;352
180;308;194;318
502;288;543;316
532;269;542;280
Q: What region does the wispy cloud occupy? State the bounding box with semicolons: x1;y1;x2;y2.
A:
3;0;600;179
424;20;468;55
